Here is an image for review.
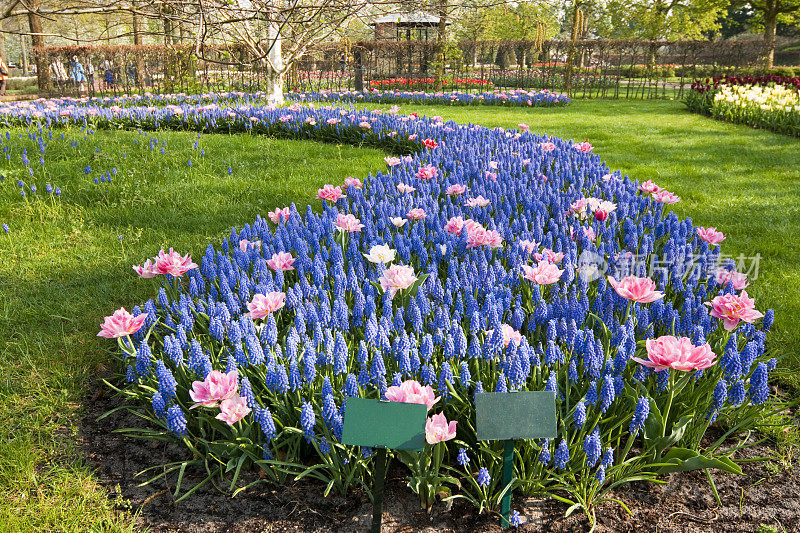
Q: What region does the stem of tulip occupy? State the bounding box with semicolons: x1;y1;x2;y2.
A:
661;371;675;440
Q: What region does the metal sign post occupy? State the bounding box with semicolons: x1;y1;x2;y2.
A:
475;391;558;528
341;398;428;533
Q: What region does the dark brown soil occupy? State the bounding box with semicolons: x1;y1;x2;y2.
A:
79;382;800;533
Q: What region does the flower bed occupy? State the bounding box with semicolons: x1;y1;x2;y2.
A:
16;88;568;110
368;78;494;91
0;99;776;526
685;82;800;137
288;88;570;107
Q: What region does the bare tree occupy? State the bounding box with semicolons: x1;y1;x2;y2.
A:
143;0;396;103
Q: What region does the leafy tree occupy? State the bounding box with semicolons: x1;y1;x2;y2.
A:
746;0;800;66
597;0;731;40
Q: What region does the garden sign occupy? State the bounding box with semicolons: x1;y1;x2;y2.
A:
476;391;558;528
342;398;428;533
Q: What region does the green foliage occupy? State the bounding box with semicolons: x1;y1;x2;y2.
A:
598;0;729;40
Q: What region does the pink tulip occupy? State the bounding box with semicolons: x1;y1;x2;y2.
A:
267;251;295;271
316;184;345;202
574;141;593;153
539;142;556;152
466;226;503;249
638;180;662;194
397;182;416;194
379;264;418;297
154;248;198;277
570;198;591;218
385;380;440;411
533;248;564;264
518;123;530;132
239;239;261;252
595;209;608;221
632;335;717;372
97;307;147;338
425;413;457;444
518;239;539;254
246;291;286;319
652;190;680;204
385;156;402;166
446;184;467;195
268;207;291;223
406;208;427;220
189;369;239;408
344;177;363;189
570;226;596;241
522;262;564;285
133;259;159;278
486;324;523;347
445;216;467;235
335;213;365;232
416;165;438;180
715;268;749;290
216;394;252;425
696;227;725;246
705;291;764;331
607;275;665;303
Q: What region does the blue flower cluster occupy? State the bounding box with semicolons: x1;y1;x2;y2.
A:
0;95;775;512
287;88;570;107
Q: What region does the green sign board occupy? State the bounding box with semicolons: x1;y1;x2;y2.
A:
341;398;427;451
475;391;558;442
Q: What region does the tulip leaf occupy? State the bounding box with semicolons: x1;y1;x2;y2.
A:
655;447;743;475
654;414;694;455
643;398;663;444
370;280;383;295
407;272;429;299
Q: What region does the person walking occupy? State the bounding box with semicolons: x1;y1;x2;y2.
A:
100;57;115;91
87;60;95;93
71;55;86;93
0;55;9;96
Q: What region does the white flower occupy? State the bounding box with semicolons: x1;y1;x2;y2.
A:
390;216;407;228
364;244;396;264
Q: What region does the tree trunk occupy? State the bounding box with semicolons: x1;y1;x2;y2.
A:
133;0;143;90
265;18;285;104
163;7;173;45
434;0;447;92
764;0;778;69
20;33;29;75
27;0;49;92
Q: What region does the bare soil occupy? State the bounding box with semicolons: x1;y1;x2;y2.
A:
79;382;800;533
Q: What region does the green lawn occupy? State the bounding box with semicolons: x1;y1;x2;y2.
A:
0;98;797;530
